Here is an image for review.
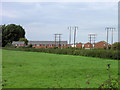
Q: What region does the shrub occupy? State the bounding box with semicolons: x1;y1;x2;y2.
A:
112;42;120;50
3;47;120;60
27;44;33;48
99;64;119;88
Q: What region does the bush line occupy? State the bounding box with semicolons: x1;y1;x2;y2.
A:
3;47;120;60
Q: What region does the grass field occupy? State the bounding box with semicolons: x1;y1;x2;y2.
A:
2;49;118;88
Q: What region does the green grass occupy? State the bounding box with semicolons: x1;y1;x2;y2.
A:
2;49;118;88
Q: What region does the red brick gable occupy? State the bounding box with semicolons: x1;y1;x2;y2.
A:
76;43;82;48
84;42;93;49
94;41;108;49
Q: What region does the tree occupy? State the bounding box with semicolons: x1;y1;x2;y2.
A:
1;24;25;47
28;44;33;48
0;25;2;47
19;38;28;45
1;24;7;47
112;42;120;50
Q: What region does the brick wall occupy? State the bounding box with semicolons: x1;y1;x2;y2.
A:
13;44;25;48
76;43;82;48
94;41;108;49
84;43;93;49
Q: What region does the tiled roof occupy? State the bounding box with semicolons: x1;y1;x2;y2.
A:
28;41;67;45
12;41;25;45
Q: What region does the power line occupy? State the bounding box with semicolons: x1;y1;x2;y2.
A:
88;33;96;49
68;26;78;48
111;28;115;45
105;27;110;49
68;26;72;44
105;27;115;49
74;26;78;48
54;34;62;48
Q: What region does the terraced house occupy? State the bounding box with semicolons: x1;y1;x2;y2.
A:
12;41;25;48
12;41;111;49
28;41;68;48
94;41;111;49
75;41;111;49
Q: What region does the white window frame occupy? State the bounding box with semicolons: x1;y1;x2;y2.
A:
36;44;39;46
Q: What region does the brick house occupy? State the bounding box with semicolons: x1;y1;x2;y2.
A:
28;41;68;48
76;43;82;48
94;41;111;49
66;44;72;48
12;41;25;48
84;42;93;49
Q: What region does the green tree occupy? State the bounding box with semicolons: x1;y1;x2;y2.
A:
0;25;2;47
19;38;28;45
1;24;7;47
1;24;25;47
112;42;120;50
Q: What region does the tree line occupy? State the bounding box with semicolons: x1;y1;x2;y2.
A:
0;24;28;47
0;24;120;50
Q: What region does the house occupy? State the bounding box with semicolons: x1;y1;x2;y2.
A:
76;43;82;48
12;41;25;48
66;44;72;48
28;41;68;48
84;42;93;49
71;44;76;47
94;41;110;49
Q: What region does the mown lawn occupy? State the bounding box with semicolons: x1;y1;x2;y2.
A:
2;49;118;88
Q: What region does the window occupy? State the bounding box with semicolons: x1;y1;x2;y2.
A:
43;44;45;46
88;45;90;47
50;44;52;47
103;44;106;46
36;44;39;46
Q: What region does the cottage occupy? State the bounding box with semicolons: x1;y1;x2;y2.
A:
76;43;82;48
12;41;25;48
84;42;93;49
28;41;68;48
94;41;110;49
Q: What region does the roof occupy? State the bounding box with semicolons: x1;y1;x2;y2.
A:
96;41;106;43
12;41;25;45
84;42;92;44
28;41;68;45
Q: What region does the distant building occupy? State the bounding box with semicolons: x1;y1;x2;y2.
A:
76;43;82;48
67;44;72;47
94;41;111;49
12;40;112;49
12;41;25;48
84;42;93;49
28;41;68;48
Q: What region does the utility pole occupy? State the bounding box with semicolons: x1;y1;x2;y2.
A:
54;34;62;48
74;26;78;48
105;27;115;49
111;28;115;45
105;27;109;49
88;33;96;49
58;34;62;48
94;34;96;45
67;26;78;48
68;26;72;44
54;34;57;47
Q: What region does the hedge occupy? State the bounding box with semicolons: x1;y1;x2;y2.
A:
3;47;120;60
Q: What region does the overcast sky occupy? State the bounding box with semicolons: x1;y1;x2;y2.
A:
1;2;118;44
